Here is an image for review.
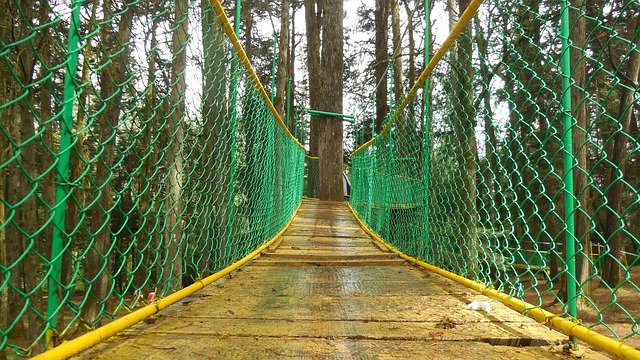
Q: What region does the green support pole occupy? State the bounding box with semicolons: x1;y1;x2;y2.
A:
46;0;84;349
422;0;431;261
560;0;578;320
293;107;297;140
366;94;376;222
306;109;355;122
225;0;243;260
286;76;292;129
270;32;278;103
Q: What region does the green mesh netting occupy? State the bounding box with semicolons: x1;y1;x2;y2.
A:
0;0;304;356
351;0;639;347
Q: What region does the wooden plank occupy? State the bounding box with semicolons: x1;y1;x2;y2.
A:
78;333;607;360
217;265;478;293
135;318;565;345
75;200;609;360
252;258;408;267
261;249;399;259
200;279;472;297
170;293;544;324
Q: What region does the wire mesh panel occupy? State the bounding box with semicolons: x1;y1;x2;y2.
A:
0;0;304;356
304;156;320;198
351;0;640;349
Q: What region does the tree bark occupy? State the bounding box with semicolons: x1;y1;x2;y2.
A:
82;1;134;324
2;0;49;342
318;0;344;201
601;19;640;287
66;0;98;293
161;0;188;292
201;0;231;271
391;0;403;104
289;2;297;132
474;16;498;227
569;0;592;296
403;0;416;122
374;0;389;135
304;0;322;198
452;0;478;276
133;10;159;291
275;0;291;119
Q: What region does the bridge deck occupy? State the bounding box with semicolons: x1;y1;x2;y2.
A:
78;199;607;359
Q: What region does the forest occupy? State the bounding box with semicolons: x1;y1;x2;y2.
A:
0;0;639;357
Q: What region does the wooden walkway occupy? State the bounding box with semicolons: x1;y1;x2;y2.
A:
78;199;607;359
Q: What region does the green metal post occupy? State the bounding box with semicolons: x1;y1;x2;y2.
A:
286;76;292;129
46;0;84;349
306;109;355;121
422;0;431;261
293;107;298;140
560;0;578;320
225;0;243;260
270;32;278;103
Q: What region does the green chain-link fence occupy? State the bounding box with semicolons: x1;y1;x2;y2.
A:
0;0;304;356
304;155;320;199
351;0;640;351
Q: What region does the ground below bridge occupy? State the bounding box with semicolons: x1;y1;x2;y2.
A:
78;199;608;359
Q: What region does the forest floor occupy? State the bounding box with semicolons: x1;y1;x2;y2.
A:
522;267;640;350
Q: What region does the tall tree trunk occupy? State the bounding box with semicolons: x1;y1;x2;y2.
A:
318;0;344;201
447;0;458;40
82;2;134;324
391;0;403;104
289;2;297;133
242;0;253;55
201;0;231;270
275;0;291;119
36;2;56;265
66;0;98;292
403;0;416;121
474;16;498;226
0;51;7;357
304;0;322;155
161;0;188;292
2;0;46;343
132;10;159;291
374;0;389;135
0;42;6;352
569;0;591;297
273;0;291;236
304;0;322;198
452;0;478;277
601;20;640;287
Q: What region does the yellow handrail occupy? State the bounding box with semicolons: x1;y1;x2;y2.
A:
208;0;304;150
32;203;302;360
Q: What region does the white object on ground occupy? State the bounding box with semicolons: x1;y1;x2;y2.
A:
466;300;493;313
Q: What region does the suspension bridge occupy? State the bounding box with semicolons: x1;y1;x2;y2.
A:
1;0;639;359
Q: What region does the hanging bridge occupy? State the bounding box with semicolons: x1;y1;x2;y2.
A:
1;0;639;359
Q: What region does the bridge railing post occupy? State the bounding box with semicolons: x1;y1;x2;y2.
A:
422;0;431;262
560;0;578;321
45;0;84;349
